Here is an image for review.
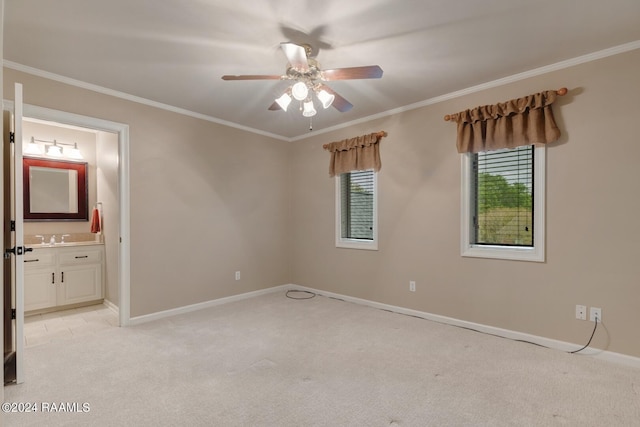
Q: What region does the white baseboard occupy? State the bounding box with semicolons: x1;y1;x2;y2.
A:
128;285;289;326
285;284;640;370
103;299;119;315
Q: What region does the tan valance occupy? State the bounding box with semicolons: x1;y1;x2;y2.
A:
323;131;387;177
446;89;566;153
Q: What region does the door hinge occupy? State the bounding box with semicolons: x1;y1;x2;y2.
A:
9;132;15;143
11;309;16;320
10;220;16;232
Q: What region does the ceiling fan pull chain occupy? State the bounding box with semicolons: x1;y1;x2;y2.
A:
309;116;313;132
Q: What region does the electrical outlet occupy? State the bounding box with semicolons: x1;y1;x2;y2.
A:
235;271;241;281
590;307;602;322
575;305;586;320
409;281;416;292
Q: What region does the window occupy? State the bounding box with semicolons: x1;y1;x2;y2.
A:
461;145;545;262
335;170;378;250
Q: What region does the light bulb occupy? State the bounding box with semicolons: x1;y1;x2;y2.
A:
64;143;83;160
317;89;335;109
47;141;63;157
24;137;44;155
275;93;292;111
302;100;317;117
291;82;309;101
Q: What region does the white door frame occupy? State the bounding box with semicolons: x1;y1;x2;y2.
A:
3;100;131;326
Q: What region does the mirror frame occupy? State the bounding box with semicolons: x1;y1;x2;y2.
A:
23;157;89;221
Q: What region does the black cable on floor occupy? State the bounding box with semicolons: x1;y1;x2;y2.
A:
306;292;600;355
409;312;600;355
286;290;316;300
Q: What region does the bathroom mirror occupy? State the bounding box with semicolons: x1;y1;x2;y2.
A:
23;157;88;221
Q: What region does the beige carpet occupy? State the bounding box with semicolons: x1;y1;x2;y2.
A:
4;290;640;426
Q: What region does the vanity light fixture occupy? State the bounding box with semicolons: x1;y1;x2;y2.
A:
26;137;84;160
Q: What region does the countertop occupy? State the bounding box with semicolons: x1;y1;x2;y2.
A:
26;241;104;249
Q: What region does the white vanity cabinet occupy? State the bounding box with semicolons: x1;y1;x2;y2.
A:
23;251;57;311
24;244;104;313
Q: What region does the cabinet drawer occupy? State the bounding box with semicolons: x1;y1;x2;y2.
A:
59;250;103;265
24;252;55;268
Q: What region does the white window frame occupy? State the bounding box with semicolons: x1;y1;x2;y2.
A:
335;170;378;250
461;145;545;262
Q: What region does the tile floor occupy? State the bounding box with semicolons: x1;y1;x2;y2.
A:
24;304;119;348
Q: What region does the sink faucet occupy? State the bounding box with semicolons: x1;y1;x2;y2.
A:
61;234;71;244
35;235;45;245
50;235;56;245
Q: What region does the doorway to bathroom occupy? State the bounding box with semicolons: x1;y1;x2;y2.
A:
3;93;130;384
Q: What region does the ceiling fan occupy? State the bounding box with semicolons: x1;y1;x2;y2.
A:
221;42;383;117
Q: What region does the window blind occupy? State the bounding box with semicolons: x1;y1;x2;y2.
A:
340;170;374;240
473;145;534;247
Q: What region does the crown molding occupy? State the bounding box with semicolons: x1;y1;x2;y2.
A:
2;60;290;142
290;40;640;141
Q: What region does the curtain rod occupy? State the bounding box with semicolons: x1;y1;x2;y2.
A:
443;87;568;122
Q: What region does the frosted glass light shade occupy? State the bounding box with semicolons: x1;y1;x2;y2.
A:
302;101;317;117
291;82;309;101
275;93;292;111
317;89;335;109
47;143;63;157
64;143;83;160
24;137;44;155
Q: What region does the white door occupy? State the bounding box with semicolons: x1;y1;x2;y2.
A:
3;83;26;384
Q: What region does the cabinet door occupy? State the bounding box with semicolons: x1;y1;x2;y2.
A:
59;264;102;305
24;269;57;312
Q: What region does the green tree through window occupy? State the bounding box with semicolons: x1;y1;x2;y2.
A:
474;146;533;246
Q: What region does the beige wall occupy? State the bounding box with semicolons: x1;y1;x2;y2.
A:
4;68;291;317
4;48;640;358
96;130;119;304
290;49;640;358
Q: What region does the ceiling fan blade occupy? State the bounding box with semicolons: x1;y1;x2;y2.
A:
321;65;383;80
280;42;309;72
221;75;282;80
318;84;353;112
268;101;282;111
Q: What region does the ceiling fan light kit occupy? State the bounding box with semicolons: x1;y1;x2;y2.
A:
302;100;317;117
275;93;292;111
222;42;383;124
291;81;309;101
316;89;335;109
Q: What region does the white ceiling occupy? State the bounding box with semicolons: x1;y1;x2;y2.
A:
4;0;640;140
